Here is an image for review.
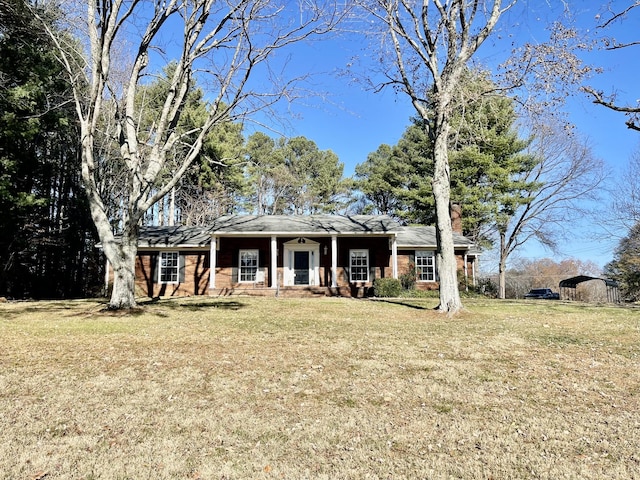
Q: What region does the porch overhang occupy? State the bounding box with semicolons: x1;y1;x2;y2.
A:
206;215;401;292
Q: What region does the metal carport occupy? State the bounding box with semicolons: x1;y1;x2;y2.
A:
558;275;620;303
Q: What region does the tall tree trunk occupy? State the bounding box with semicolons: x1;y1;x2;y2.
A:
432;115;462;313
498;231;507;299
80;133;140;310
109;240;138;309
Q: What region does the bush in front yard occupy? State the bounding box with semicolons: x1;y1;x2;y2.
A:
400;262;417;290
373;278;403;297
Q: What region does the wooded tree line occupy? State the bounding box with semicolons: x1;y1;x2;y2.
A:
0;0;101;298
1;0;638;306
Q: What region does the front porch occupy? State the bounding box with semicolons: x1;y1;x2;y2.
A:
208;234;398;294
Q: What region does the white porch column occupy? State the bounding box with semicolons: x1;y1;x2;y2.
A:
209;236;217;290
270;236;278;288
472;256;477;286
391;235;398;279
331;235;338;288
104;258;110;295
464;253;469;291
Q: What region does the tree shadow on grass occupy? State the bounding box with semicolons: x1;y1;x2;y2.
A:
139;296;245;311
0;297;246;320
0;300;104;320
367;298;432;310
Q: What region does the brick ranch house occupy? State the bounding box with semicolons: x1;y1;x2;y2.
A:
107;215;479;298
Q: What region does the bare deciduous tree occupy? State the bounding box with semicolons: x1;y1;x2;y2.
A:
36;0;342;309
356;0;516;313
495;120;606;299
609;148;640;231
593;145;640;251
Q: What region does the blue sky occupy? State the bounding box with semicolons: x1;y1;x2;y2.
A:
253;2;639;271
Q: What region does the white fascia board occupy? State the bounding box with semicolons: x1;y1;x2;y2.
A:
210;231;400;237
396;244;472;249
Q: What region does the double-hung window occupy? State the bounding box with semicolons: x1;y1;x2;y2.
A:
415;250;436;282
239;249;259;282
349;249;369;282
159;251;180;284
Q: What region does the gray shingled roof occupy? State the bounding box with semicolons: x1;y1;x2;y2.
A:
137;215;401;247
137;225;214;248
210;215;401;235
136;216;478;253
396;225;475;249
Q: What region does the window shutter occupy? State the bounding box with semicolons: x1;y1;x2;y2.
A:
369;265;375;282
179;253;186;283
232;267;238;283
409;253;415;264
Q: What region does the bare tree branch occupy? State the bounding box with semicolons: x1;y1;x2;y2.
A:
584;2;640;130
597;1;640;30
582;86;640;132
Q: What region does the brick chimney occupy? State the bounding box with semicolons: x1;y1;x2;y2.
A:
450;203;462;234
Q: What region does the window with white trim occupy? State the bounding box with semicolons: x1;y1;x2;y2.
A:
415;250;436;282
349;249;369;282
239;249;259;282
159;251;180;284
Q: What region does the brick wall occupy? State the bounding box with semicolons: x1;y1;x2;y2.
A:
135;251;210;297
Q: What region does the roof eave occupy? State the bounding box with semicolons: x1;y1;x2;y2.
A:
211;231;400;236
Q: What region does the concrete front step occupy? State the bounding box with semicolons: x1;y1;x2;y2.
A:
212;285;338;298
277;286;330;298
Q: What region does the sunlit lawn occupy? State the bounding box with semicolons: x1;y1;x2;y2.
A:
1;296;639;479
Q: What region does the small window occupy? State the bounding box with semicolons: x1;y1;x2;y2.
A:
239;249;259;283
350;249;369;282
159;251;180;284
415;251;435;282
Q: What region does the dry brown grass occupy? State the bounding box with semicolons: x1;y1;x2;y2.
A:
0;297;639;479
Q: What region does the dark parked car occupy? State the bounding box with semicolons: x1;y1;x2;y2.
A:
524;288;560;300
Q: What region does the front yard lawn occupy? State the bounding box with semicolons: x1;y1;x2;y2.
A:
1;297;638;479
